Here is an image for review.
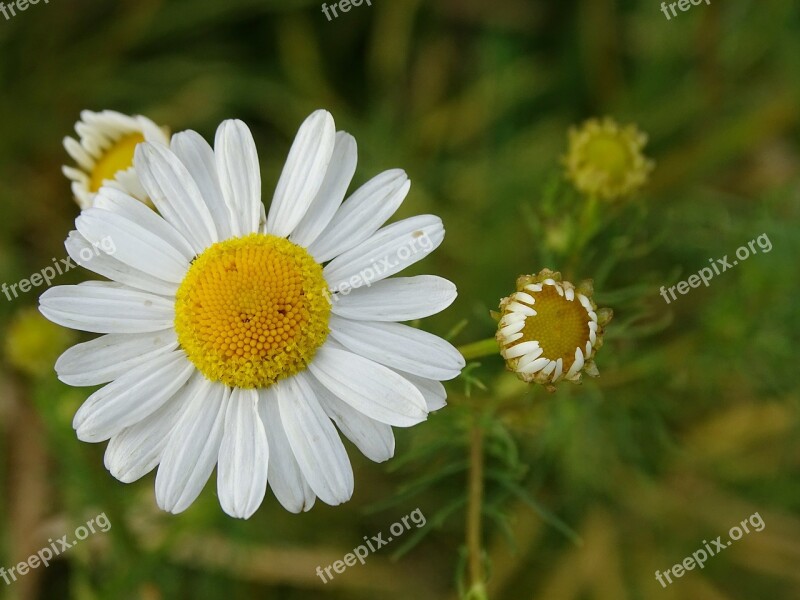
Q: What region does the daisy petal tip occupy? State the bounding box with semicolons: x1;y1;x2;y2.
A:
107;469;130;484
222;502;260;520
154;488;182;515
386;167;409;184
105;460;138;485
326;490;354;507
219;117;250;132
118;473;139;485
74;423;105;444
308;108;335;127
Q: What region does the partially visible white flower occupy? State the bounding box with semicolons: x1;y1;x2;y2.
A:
62;110;169;209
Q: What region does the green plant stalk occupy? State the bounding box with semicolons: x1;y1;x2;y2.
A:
465;420;488;599
458;338;498;361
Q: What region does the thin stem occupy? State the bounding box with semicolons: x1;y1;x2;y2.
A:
458;338;498;361
465;419;487;599
566;194;600;276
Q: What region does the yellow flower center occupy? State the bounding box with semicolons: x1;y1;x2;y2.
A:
582;134;631;181
89;133;145;192
512;286;589;368
174;234;331;389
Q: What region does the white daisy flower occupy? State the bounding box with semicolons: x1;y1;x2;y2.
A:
62;109;170;209
41;110;464;519
496;269;612;391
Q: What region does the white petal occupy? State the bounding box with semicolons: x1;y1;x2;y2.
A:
541;360;557;377
156;377;228;514
553;358;563;380
329;317;464;381
56;329;178;386
40;283;174;333
289;131;357;247
92;187;196;257
514;292;535;304
217;388;269;519
170;130;234;239
499;321;525;338
331;275;456;322
258;387;316;513
63;136;94;170
267;110;336;238
500;312;526;326
506;302;535;316
76;208;190;283
62;165;89;184
323;215;444;292
65;231;178;297
73;351;194;442
307;344;427;427
276;373;354;506
503;341;539;359
134;142;218;252
567;348;585;378
307;169;409;262
392;370;448;412
310;376;395;463
215;119;262;235
518;357;549;374
104;394;186;483
517;347;544;369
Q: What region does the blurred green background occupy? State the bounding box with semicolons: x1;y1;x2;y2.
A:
1;0;800;598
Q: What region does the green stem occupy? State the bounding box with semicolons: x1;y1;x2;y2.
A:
458;338;499;361
567;194;600;275
576;194;600;251
466;420;488;599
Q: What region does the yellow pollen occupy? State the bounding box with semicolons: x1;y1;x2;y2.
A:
89;133;145;192
509;286;590;369
174;234;331;389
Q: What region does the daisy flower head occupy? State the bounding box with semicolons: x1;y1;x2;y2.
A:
41;110;464;519
63;110;170;209
496;269;612;391
563;117;654;201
